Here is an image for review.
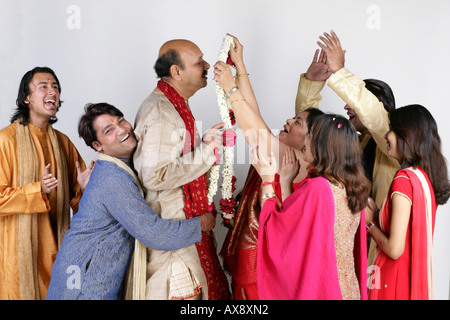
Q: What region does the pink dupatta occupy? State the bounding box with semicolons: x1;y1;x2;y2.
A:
257;176;368;300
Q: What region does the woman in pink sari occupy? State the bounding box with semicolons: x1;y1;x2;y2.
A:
366;104;450;300
252;114;371;300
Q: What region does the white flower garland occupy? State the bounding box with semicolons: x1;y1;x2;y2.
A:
208;35;237;224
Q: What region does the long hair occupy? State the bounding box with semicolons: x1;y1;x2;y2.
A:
309;114;371;213
78;103;124;150
389;104;450;205
11;66;63;125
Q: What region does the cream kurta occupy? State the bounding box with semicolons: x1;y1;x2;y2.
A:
295;70;399;207
0;122;85;299
327;68;400;208
133;90;217;300
327;68;400;265
295;73;326;114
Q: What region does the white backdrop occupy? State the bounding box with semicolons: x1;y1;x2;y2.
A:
1;0;449;299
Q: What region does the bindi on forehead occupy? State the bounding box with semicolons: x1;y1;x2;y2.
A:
30;73;58;88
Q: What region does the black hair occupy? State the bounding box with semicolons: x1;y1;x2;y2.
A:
153;49;184;78
361;78;396;185
389;104;450;205
364;79;396;112
304;107;325;133
11;66;63;125
78;103;124;151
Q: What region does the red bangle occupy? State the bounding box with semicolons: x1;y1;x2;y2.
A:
366;221;377;234
261;181;276;188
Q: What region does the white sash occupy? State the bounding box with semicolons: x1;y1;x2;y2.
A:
97;153;147;300
404;168;434;300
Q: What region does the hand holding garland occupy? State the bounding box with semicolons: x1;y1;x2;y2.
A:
226;34;260;115
214;60;277;168
207;35;239;228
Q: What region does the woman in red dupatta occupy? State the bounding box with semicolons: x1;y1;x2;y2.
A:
366;105;450;300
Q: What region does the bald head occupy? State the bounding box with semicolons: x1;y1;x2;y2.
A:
154;40;201;79
153;39;210;99
158;39;197;58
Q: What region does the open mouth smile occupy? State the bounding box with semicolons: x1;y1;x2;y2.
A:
45;99;56;108
120;133;130;143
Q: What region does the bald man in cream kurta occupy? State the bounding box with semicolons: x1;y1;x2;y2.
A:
133;91;217;300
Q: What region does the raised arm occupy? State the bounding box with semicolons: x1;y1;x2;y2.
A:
295;49;330;114
213;60;280;168
318;30;391;155
226;34;261;117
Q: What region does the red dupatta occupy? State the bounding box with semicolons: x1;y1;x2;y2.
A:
157;80;230;300
371;168;436;300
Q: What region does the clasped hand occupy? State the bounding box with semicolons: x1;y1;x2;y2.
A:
317;30;346;74
251;147;277;184
279;148;300;186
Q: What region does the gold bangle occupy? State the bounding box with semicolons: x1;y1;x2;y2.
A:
261;192;277;200
234;73;249;78
261;192;281;208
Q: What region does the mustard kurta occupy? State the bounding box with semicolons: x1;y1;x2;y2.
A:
0;122;85;299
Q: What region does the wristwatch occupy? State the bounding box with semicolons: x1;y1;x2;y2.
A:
366;221;376;230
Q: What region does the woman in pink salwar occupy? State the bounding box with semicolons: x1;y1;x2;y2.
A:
252;114;371;300
366;104;450;300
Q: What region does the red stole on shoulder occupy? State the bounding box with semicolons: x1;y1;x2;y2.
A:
157;80;230;300
372;168;435;300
